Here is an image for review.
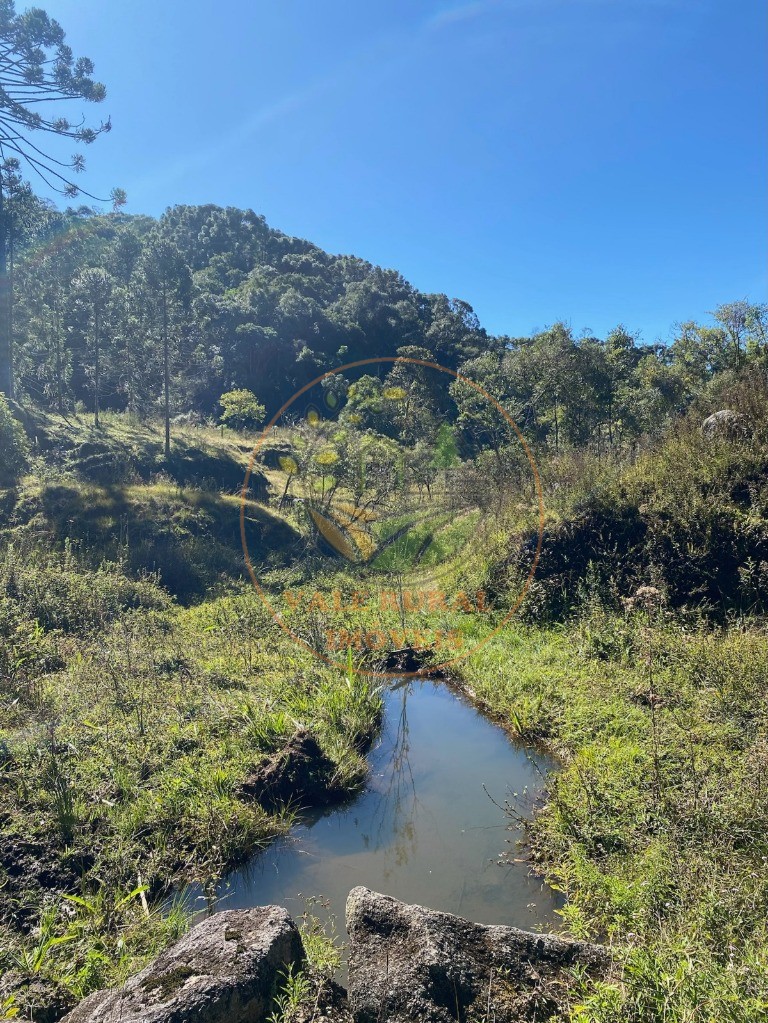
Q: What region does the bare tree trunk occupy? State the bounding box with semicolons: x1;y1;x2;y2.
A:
94;308;101;429
163;286;170;458
0;182;12;399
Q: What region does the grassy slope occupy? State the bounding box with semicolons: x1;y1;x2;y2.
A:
0;413;381;1014
5;410;300;602
451;423;768;1022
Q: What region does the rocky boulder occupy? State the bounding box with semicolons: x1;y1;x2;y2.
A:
701;409;751;441
346;887;609;1023
60;907;304;1023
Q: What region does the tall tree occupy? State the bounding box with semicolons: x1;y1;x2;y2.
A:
72;267;114;428
712;301;752;369
1;158;59;398
601;325;641;447
0;158;22;399
134;239;191;456
451;352;510;462
13;204;92;409
0;1;111;398
519;323;576;453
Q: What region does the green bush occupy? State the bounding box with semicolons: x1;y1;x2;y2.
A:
0;396;28;484
0;597;63;708
218;389;266;431
0;539;170;634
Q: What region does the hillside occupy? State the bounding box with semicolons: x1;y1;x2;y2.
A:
6;197;766;455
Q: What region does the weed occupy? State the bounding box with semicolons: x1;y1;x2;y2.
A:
0;995;19;1020
299;897;343;979
10;919;73;976
267;963;314;1023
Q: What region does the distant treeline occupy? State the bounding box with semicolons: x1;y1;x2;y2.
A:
6;194;767;449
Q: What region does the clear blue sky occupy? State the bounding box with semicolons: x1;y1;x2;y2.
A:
36;0;767;343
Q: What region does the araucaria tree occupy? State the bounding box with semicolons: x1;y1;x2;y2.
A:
0;1;111;398
72;267;114;428
134;239;192;456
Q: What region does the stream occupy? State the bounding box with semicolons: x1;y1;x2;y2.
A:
189;678;561;960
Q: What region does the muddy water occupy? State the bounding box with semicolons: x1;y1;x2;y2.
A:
196;679;561;945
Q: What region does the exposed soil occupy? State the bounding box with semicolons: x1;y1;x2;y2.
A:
237;728;350;810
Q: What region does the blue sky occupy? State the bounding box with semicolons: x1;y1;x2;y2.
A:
34;0;767;343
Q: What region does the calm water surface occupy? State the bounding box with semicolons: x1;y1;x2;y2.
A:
193;680;561;945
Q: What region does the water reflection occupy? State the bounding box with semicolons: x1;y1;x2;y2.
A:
362;681;420;871
191;680;562;952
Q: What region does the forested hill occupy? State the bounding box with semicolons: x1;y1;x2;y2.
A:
8;196;768;446
11;202;490;418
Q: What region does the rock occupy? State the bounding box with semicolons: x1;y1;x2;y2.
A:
60;907;304;1023
701;409;751;441
237;728;346;809
346;887;610;1023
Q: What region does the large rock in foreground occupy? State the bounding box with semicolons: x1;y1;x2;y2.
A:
60;907;304;1023
346;887;609;1023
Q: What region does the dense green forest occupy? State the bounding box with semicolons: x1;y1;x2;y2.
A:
4;193;767;450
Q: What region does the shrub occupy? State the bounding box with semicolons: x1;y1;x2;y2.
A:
0;539;170;634
0;396;28;484
218;389;266;431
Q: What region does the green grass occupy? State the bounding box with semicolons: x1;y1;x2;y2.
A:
2;408;302;600
3;393;768;1020
457;611;768;1022
369;508;482;575
0;408;500;1010
0;538;381;1008
19;477;298;600
22;408;259;489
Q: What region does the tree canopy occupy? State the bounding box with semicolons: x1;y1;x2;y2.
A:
5;199;765;462
0;0;112;397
